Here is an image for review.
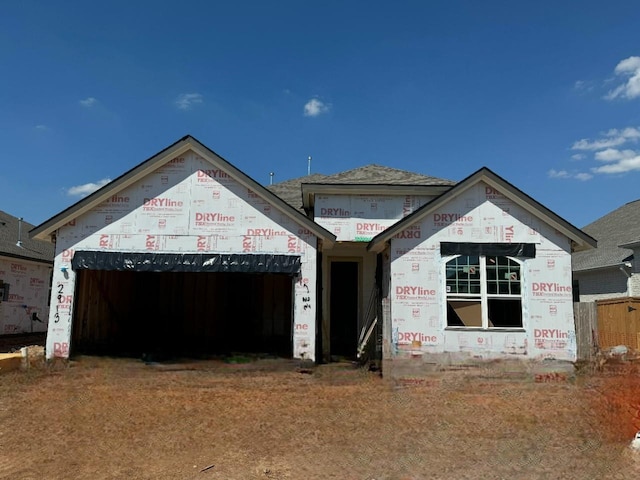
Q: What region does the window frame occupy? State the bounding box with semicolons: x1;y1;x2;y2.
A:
443;254;525;330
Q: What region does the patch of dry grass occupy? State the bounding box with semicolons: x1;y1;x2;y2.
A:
0;357;638;479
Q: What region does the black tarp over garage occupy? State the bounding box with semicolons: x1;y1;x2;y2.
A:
70;252;299;357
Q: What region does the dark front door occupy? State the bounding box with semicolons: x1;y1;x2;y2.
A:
330;261;358;359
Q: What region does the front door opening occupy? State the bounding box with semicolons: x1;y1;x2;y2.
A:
329;261;358;359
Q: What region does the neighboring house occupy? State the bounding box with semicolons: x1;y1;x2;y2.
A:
31;135;596;369
0;211;53;336
572;199;640;302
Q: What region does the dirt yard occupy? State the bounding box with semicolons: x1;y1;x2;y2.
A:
0;352;639;480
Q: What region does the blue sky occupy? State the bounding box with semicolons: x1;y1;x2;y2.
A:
1;1;640;229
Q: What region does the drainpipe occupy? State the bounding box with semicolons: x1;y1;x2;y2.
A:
619;265;632;278
620;263;633;297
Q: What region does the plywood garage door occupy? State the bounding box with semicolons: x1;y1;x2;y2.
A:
72;270;293;357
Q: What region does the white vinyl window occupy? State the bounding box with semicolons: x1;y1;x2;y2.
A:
445;255;523;329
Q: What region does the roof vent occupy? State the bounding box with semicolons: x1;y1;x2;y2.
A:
16;217;23;248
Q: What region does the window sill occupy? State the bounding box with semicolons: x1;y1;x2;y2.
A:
445;327;526;332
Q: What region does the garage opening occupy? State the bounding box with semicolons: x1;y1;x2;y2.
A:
70;252;298;358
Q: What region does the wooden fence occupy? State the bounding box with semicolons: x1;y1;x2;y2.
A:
596;297;640;350
574;297;640;361
574;302;598;361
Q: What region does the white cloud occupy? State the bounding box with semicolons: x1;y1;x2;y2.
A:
563;126;640;179
604;56;640;100
572;137;623;150
67;178;111;196
574;172;593;181
572;127;640;150
79;97;97;107
548;169;593;181
34;124;49;131
594;148;637;162
303;98;330;117
615;56;640;74
605;127;640;139
574;80;594;92
175;93;203;110
591;153;640;174
548;169;570;179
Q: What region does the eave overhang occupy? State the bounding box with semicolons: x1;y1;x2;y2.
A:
30;135;336;248
367;167;597;254
301;183;453;212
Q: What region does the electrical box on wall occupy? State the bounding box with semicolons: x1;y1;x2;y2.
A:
0;281;9;302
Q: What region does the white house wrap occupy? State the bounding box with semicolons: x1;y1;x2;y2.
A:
31;137;595;371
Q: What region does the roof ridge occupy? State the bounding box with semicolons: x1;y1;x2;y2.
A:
324;163;426;177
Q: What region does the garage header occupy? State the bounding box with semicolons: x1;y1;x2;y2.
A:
71;251;302;274
440;242;536;258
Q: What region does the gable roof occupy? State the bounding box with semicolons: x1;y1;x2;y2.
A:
30;135;336;247
0;211;53;263
267;164;455;211
368;167;597;254
572;199;640;272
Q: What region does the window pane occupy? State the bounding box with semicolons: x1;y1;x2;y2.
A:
486;256;521;296
488;299;522;327
447;300;482;327
486;267;497;281
446;256;480;296
498;267;509;280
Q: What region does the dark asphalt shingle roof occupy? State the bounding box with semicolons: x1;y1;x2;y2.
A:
312;164;456;185
572;199;640;271
0;210;54;263
266;164;455;211
266;173;328;212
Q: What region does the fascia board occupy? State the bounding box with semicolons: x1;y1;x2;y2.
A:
31;136;336;248
301;183;452;210
30;140;193;240
619;240;640;249
479;175;596;251
367;182;469;253
368;170;596;253
573;263;629;273
188;143;336;247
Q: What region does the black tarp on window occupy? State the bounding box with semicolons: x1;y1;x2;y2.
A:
440;242;536;258
71;251;302;274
